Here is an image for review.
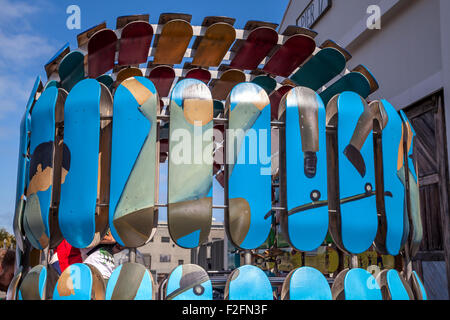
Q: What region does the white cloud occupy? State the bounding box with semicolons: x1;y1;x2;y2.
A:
0;0;39;22
0;75;36;121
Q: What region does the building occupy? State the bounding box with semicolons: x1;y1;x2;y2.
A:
280;0;450;299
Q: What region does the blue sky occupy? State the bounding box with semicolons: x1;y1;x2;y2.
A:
0;0;289;232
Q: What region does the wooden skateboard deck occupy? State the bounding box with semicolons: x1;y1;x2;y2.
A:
23;86;67;250
326;92;378;254
251;75;276;95
185;68;211;84
118;21;153;66
77;22;106;49
105;262;155;300
88;29;118;78
58;51;85;92
320;65;379;105
281;266;332;300
225;265;273;300
165;264;212;300
230;27;278;70
59;79;112;249
225;82;272;250
410;270;427;300
376;269;414;300
168;79;213;248
210;69;246;101
332;268;382;300
153;18;193;65
263;34;316;77
45;43;70;80
399;111;423;257
116;14;149;29
192;22;235;67
17;265;47;300
278;87;328;252
109;77;159;248
372;100;408;256
53;263;105;300
14;77;42;251
147;65;175;98
269;85;293;120
115;67;143;86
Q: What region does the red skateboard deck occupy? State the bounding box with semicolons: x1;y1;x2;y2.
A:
116;14;149;29
88;29;118;78
118;21;153;66
185;68;211;84
147;65;175;98
269;85;294;120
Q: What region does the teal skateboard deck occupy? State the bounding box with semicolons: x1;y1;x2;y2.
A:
59;79;113;248
372;100;408;256
411;271;427;300
225;82;272;250
14;77;42;252
53;263;105;300
23;86;67;250
96;74;114;91
251;75;277;95
44;43;70;80
106;262;155;300
332;268;382;300
168;79;214;249
58;51;85;92
225;265;273;300
88;28;118;78
17;265;47;300
377;269;414;300
281;266;332;300
278;87;328;252
326;92;378;254
109;77;159;248
165;264;212;300
400;111;423;257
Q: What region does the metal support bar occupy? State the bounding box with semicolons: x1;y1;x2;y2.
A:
129;247;136;263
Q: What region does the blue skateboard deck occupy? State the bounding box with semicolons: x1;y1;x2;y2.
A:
168;79;214;249
399;111;423;257
17;265;47;300
332;268;382;300
53;263;105;300
59;79;113;249
14;77;42;252
58;51;85;92
165;264;212;300
225;265;273;300
278;87;328;252
225;82;272;250
326;92;378;254
281;266;332;300
411;270;427;300
23;86;67;250
372;100;408;256
109;77;159;248
106;262;155;300
377;269;413;300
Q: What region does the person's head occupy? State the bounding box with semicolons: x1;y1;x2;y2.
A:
0;249;15;292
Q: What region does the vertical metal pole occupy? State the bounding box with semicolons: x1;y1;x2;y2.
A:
244;250;252;265
350;254;358;269
129;247;136;263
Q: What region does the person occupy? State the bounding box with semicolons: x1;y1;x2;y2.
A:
0;249;15;292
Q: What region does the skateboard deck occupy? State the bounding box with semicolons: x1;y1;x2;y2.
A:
185;68;211;84
45;43;70;80
109;77;159;248
251;75;277;95
118;21;153;66
115;67;143;86
88;28;118;78
210;69;246;101
332;268;382;300
230;27;278;70
17;265;47;300
165;264;212;300
269;85;293;120
53;263;105;300
225;82;272;250
153;18;193;65
168;79;213;248
225;265;273;300
263;34;316;77
148;65;175;98
116;14;149;29
372;100;408;256
58;51;85;92
6;266;22;300
320;65;379;105
59;79;112;248
411;270;427;300
23;86;67;250
106;262;155;300
399;111;423;257
14;77;42;251
281;266;332;300
278;87;328;251
191;22;235;67
326;92;378;254
376;269;414;300
96;74;114;90
77;22;107;48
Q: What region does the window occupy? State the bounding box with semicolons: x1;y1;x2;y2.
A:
178;260;184;265
161;236;170;243
160;254;171;263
